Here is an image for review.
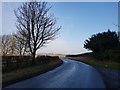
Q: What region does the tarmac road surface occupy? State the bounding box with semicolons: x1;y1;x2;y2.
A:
5;58;105;88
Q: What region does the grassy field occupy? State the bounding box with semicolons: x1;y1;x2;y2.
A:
3;58;63;87
67;54;120;70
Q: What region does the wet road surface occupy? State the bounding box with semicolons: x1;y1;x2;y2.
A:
5;58;105;88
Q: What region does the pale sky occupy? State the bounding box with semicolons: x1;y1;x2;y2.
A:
1;1;118;55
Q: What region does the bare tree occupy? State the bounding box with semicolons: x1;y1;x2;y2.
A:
9;34;16;55
1;35;11;55
14;33;30;56
1;34;17;56
1;33;29;56
14;2;61;63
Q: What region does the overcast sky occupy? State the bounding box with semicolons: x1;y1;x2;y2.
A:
1;2;118;55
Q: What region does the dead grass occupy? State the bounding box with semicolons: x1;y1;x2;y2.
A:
67;55;120;88
3;59;63;87
67;56;120;70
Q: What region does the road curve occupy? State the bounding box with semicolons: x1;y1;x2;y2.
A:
5;58;105;88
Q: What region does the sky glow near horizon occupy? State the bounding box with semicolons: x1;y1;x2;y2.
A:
1;2;118;55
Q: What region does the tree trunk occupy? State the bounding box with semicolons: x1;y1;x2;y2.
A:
32;51;36;64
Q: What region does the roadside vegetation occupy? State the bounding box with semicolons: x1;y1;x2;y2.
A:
66;30;120;70
84;29;120;63
2;56;63;87
66;53;120;70
1;1;62;88
66;52;120;89
66;30;120;88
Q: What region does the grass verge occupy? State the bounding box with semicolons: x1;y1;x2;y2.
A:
66;54;120;88
67;56;120;70
2;58;63;87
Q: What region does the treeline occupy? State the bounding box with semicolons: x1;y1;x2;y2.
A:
84;29;120;62
0;34;30;56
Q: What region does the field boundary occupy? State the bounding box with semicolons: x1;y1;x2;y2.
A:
2;59;63;88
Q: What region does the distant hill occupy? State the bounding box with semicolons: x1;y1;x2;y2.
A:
37;53;66;57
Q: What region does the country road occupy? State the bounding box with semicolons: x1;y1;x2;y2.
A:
5;58;105;88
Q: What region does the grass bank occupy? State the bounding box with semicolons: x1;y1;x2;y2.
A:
2;57;63;87
66;53;120;88
66;53;120;70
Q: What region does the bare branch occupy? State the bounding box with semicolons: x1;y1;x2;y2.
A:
14;1;61;62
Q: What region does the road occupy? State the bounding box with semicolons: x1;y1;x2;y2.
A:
5;58;105;88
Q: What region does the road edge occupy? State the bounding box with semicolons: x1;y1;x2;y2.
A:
2;59;63;88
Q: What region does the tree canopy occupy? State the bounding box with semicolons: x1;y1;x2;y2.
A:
84;29;119;53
